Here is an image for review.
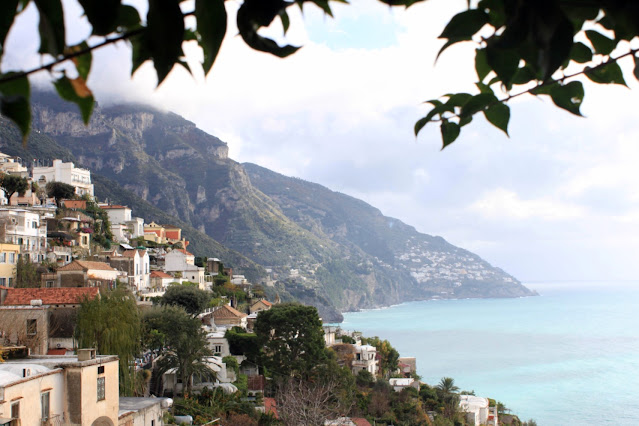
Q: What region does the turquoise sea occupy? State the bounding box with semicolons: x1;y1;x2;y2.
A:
339;281;639;426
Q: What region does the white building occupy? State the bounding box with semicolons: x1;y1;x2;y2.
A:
0;208;48;262
32;159;94;197
459;395;495;426
389;377;420;392
164;249;205;289
352;344;378;376
100;205;145;242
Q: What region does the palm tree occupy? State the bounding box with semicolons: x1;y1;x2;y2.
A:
436;377;459;394
435;377;460;419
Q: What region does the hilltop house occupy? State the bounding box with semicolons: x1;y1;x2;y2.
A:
352;344;379;376
459;395;498;426
249;299;273;314
32;159;94;197
164;249;205;289
389;378;420;392
208;305;248;329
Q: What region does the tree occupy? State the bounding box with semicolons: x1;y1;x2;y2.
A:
435;377;460;419
74;286;141;395
362;336;399;378
15;256;40;288
0;174;28;203
46;181;75;207
160;284;211;316
254;303;327;378
1;1;636;148
143;305;213;396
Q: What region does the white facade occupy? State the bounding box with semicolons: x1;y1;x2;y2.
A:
33;159;94;197
459;395;491;426
164;250;195;270
0;208;47;262
352;344;378;375
206;329;231;358
102;206;132;225
389;378;419;392
126;217;145;238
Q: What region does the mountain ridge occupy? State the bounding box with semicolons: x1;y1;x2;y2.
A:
0;93;536;321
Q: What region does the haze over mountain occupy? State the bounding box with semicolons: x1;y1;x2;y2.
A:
0;93;535;321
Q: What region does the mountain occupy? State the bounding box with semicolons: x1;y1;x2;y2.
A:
0;92;535;321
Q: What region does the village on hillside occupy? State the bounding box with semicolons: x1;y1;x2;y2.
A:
0;152;522;426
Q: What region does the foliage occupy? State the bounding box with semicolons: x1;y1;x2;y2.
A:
362;336;399;378
225;327;258;359
0;173;28;202
74;286;141;395
254;303;328;378
340;335;356;344
435;377;460;419
223;355;239;376
46;181;75;206
160;284;211;316
15;256;40;288
416;0;639;147
143;305;213;396
1;1;638;149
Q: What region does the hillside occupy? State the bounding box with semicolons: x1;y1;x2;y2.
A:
1;93;535;321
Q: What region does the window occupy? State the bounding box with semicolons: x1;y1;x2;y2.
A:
27;319;37;336
32;221;38;228
97;377;106;401
41;392;50;422
7;277;12;287
45;280;54;288
11;401;19;425
9;253;15;263
214;345;222;354
0;253;6;263
0;278;5;286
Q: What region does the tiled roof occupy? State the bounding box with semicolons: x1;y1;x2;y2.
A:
174;248;194;256
2;287;99;305
352;418;372;426
150;271;173;279
47;348;68;355
213;304;247;319
58;260;116;272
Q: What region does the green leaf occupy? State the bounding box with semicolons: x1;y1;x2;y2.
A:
34;0;65;57
237;0;300;58
549;81;584;116
310;0;333;17
530;81;557;96
485;46;519;88
130;34;151;75
475;82;494;94
585;30;616;55
78;0;121;36
0;72;31;141
475;48;490;82
542;16;574;80
586;62;627;86
54;75;95;124
147;0;185;85
444;93;472;108
196;0;227;76
440;121;460;149
460;93;497;117
439;9;489;41
570;42;593;64
67;42;92;80
0;0;20;61
414;103;447;136
117;5;141;31
633;55;639;82
484;102;510;135
511;66;536;85
279;9;290;34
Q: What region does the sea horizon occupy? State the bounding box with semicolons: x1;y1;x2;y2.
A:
339;280;639;425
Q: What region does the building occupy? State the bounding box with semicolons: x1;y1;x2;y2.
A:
118;397;172;426
32;159;94;197
47;260;121;289
352;344;378;375
249;299;273;314
0;350;119;425
397;357;417;377
459;395;497;426
108;249;150;292
206;328;231;358
389;377;420;392
164;249;205;289
211;305;248;329
0;243;20;287
0;208;48;262
0;286;100;354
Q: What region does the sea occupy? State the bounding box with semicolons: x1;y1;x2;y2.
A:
339;281;639;426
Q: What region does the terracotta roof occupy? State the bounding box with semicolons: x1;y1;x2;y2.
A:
2;287;99;305
122;249;146;258
150;271;173;279
352;418;372;426
47;348;68;355
57;260;116;272
162;224;179;229
174;248;194;256
213;304;247;319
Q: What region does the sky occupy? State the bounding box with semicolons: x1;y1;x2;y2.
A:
3;0;639;282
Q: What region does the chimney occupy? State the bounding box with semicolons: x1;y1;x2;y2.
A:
78;348;96;361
